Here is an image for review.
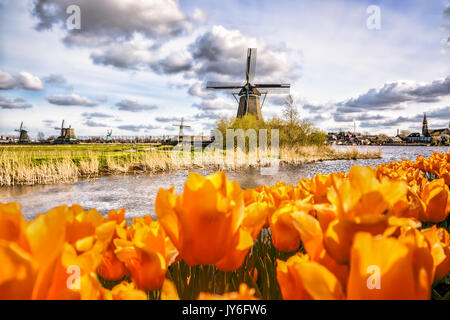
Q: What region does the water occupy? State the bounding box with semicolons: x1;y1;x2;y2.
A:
1;146;448;221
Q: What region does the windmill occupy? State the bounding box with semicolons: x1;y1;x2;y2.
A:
173;117;191;143
15;122;30;143
106;129;112;143
206;48;290;120
54;120;77;144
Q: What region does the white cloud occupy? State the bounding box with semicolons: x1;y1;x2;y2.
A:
32;0;195;45
46;94;99;106
0;71;16;90
115;99;158;112
0;95;32;109
189;25;301;82
15;72;44;90
0;71;44;91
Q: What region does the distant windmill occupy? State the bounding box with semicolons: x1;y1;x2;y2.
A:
172;117;191;143
54;120;77;143
206;48;290;120
15;122;30;143
106;129;112;143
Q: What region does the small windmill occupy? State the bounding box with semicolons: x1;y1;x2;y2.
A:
207;48;290;120
173;117;191;143
15;122;30;143
106;129;112;143
54;120;77;143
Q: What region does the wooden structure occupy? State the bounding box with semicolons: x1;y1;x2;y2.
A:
54;120;77;144
206;48;290;120
15;122;30;143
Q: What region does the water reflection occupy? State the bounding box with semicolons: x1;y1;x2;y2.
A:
1;146;448;221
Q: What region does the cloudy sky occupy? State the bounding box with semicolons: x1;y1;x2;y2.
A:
0;0;449;138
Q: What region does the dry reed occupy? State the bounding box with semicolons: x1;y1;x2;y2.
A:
0;145;381;186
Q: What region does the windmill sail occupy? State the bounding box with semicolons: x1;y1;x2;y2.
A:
246;48;257;83
206;82;243;89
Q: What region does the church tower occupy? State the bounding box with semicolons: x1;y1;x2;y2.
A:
422;113;429;137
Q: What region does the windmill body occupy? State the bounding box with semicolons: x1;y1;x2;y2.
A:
106;130;113;143
54;120;77;144
206;48;290;121
15;122;30;144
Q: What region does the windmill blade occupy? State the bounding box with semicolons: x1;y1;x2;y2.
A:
206;81;243;90
258;88;291;94
20;122;23;131
246;48;257;83
255;83;290;88
255;83;290;94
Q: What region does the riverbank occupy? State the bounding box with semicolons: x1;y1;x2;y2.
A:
0;144;381;186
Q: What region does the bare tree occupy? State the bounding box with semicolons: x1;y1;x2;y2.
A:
282;94;299;127
37;132;45;141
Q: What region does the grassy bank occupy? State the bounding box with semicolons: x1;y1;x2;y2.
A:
0;143;381;186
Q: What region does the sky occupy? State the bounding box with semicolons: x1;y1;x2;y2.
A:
0;0;449;138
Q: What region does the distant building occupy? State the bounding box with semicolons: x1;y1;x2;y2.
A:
405;132;431;143
422;113;430;137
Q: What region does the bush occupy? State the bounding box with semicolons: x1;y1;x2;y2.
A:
215;110;328;147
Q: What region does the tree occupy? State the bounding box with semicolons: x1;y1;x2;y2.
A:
282;95;299;127
37;132;45;141
400;130;411;136
214;94;328;148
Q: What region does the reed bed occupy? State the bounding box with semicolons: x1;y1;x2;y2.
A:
0;144;381;186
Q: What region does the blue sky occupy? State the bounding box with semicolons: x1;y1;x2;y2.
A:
0;0;449;138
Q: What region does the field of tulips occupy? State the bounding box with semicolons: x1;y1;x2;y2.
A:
0;151;449;300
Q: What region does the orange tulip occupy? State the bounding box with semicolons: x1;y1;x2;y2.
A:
327;166;409;218
106;208;126;224
323;215;420;265
291;210;323;261
270;201;302;252
0;239;37;299
114;221;167;291
0;202;28;249
97;248;127;281
155;171;255;269
291;212;349;289
277;254;344;300
197;283;259;300
97;210;129;281
0;204;115;300
420;179;449;222
214;228;254;271
421;226;450;281
347;231;433;300
106;281;147;300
